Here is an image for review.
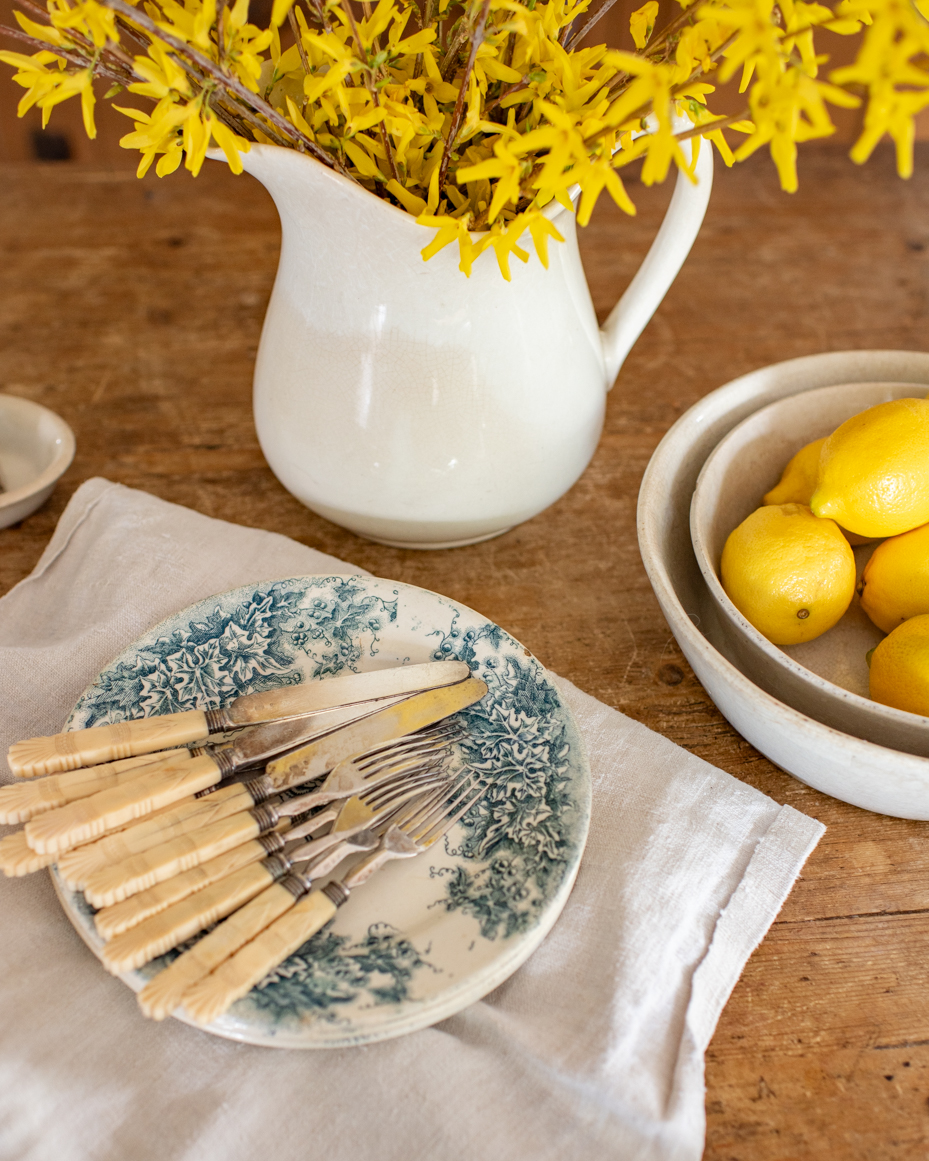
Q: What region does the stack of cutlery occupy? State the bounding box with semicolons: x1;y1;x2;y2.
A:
1;660;490;1025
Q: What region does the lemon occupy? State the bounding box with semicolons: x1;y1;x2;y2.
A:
720;503;857;645
869;614;929;716
859;522;929;633
810;398;929;538
763;438;826;506
764;438;872;545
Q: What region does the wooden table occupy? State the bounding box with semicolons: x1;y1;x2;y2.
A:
2;143;928;1158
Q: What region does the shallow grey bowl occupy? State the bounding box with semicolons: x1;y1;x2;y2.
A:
690;381;929;758
638;350;929;819
0;394;75;528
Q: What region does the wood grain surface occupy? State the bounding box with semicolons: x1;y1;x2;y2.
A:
2;143;929;1158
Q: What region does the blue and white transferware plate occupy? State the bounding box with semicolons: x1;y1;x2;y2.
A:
53;575;590;1049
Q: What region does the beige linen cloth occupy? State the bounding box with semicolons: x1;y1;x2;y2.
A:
0;478;824;1161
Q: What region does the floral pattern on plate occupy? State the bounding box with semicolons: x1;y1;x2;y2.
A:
56;575;590;1049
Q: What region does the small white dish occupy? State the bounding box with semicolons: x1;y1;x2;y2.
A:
690;381;929;757
0;394;75;528
638;349;929;819
54;574;591;1048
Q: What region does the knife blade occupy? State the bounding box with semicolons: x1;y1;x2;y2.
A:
8;659;470;778
265;676;487;791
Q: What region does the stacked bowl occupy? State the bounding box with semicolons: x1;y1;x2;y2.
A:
637;350;929;819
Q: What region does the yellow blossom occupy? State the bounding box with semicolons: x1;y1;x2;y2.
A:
0;0;922;277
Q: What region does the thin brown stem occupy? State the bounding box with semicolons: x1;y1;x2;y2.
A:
216;0;229;66
338;0;398;181
674;108;750;142
98;0;351;173
438;17;468;80
565;0;620;50
438;0;490;189
482;77;527;117
413;0;433;78
638;7;694;61
13;0;140;71
302;0;335;34
287;7;311;77
0;23;131;84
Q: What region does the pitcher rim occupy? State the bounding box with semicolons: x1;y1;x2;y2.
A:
211;141;578;240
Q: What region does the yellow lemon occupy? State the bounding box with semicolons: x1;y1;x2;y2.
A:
869;614;929;716
763;438;825;506
764;438;872;545
810;398;929;538
720;503;857;645
859;522;929;634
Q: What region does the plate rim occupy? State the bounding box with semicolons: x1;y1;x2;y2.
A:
54;572;592;1048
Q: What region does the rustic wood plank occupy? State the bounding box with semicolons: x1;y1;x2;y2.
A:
2;142;929;1156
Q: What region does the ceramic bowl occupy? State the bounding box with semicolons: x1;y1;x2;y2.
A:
638;349;929;819
690;381;929;757
0;394;75;529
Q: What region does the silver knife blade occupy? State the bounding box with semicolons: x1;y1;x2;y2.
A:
216;660;470;730
216;688;454;773
265;677;488;791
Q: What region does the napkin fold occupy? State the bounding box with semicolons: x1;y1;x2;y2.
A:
0;479;824;1161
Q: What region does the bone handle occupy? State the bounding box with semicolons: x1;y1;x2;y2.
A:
0;830;57;877
0;750;192;826
8;709;209;778
23;753;222;855
84;810;263;908
136;881;299;1020
95;838;272;939
101;861;277;973
181;890;338;1025
57;783;254;891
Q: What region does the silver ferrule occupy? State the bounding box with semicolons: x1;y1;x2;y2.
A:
280;871;313;900
212;747;237;779
260;853;293;881
257;832;286;856
244;776;274;806
203;706;234;733
322;880;350;908
249;803;280;833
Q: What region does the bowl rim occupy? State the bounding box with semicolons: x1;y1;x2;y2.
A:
689;379;929;736
0;393;75;512
637;348;929;775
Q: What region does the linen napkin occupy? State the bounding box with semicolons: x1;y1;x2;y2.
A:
0;478;824;1161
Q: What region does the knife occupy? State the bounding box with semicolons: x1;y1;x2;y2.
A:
8;659;470;778
264;677;487;792
23;677;486;855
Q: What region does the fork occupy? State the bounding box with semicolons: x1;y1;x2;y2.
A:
92;726;460;935
115;770;453;989
58;723;458;892
178;772;488;1026
83;731;459;909
136;772;481;1021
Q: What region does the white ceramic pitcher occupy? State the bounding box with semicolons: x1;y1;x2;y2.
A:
233;139;713;548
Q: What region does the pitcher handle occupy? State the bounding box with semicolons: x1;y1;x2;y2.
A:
600;136;714;387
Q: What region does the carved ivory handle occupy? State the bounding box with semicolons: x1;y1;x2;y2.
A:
95;837;276;940
0;830;57;877
137;880;299;1020
8;709;209;779
84;808;268;909
56;781;253;891
23;752;222;855
102;860;279;974
180;890;338;1026
0;749;192;826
